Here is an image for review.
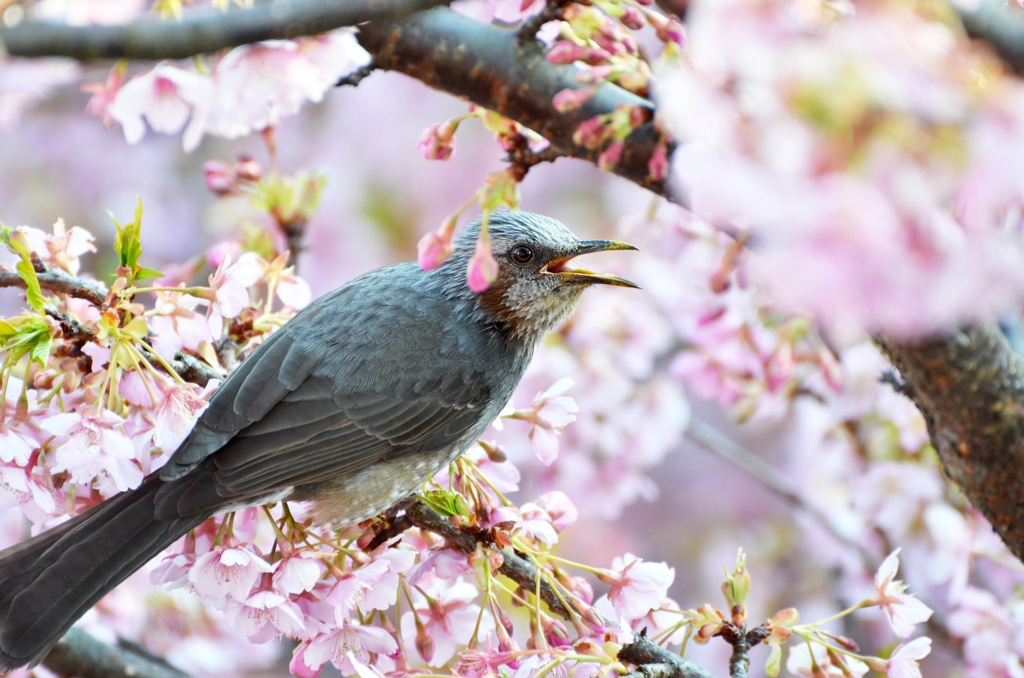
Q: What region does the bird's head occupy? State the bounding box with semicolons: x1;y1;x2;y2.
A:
446;211;638;341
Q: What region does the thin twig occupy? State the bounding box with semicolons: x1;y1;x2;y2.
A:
0;0;454;61
686;418;876;568
517;0;571;41
336;61;378;87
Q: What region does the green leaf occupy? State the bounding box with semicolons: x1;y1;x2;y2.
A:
15;258;44;313
422;489;472;518
112;197;145;272
134;267;164;281
30;333;52;366
1;226;45;313
0;315;52;365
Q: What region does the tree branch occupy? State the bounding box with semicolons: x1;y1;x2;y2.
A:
618;631;720;678
403;501;571;619
357;8;672;198
0;0;452;61
875;325;1024;563
0;269;107;307
43;628;189;678
0;267;222;387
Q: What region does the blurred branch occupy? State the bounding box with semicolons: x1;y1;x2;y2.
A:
618;631;719;678
43;628;189;678
0;0;453;61
958;0;1024;73
403;500;571;618
358;7;674;198
0;266;222;387
686;418;876;568
875;325;1024;564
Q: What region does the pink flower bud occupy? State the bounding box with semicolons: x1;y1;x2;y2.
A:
547;41;612;65
414;616;435;663
467;236;499;293
572;116;608;148
235;153;262;182
620;6;645;30
203;161;235;195
418;121;457;160
649;13;685;46
648;143;669;181
598;140;625;170
553;87;596;113
417;225;456;270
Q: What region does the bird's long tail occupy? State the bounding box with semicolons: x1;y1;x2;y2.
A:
0;474;210;670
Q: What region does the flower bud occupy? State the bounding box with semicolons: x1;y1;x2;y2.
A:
203;161;236;195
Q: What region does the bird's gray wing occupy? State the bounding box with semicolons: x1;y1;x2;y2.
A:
159;270;499;512
159;326;328;480
205;378;486;499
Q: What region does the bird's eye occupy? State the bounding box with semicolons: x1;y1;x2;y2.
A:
510;245;534;264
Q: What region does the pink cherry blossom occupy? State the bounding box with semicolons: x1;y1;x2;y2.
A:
534;491;577;532
885;638;931;678
188;546;274;605
227;587;308;642
107;63;213;149
82;61;126;126
150;289;215;352
599;553;674;621
273;556;323;596
187;30;370;149
40;409;143;496
293;623;397;678
401;580;489;667
523;378;579;465
873;549;934;638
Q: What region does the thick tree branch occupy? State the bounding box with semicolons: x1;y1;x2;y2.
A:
43;628;189;678
358;8;672;197
0;0;451;61
875;325;1024;562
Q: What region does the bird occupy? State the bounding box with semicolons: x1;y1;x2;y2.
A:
0;210;638;670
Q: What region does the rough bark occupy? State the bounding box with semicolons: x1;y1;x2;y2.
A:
876;325;1024;561
43;629;189;678
357;8;672;198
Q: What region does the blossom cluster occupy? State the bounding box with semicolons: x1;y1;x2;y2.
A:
83;30;371;151
657;0;1024;338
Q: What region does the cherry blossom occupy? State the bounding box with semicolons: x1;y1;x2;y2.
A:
292;623;398;678
188;546;274;605
401;579;489;667
598;553;674;621
872;549;934;638
150;289;215;352
40;409;143;496
884;638;931;678
107;63;213;148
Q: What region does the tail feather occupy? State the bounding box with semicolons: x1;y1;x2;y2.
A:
0;474;210;670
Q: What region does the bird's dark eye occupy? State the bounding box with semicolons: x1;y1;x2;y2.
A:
510;245;534;264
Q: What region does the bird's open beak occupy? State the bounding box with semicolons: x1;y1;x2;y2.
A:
545;240;640;289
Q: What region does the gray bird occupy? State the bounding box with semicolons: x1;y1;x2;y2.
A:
0;211;637;670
